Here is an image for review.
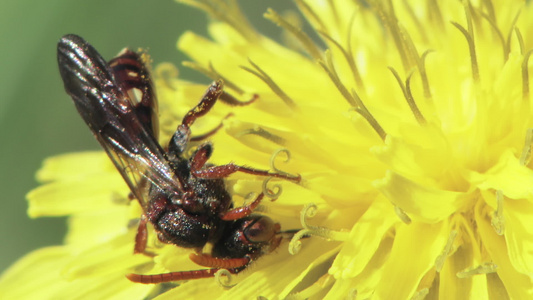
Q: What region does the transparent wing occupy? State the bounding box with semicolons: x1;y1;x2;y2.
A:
57;34;183;207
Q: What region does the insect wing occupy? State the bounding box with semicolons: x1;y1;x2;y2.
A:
57;34;181;206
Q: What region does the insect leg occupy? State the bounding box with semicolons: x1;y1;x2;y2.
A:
220;193;264;221
188;142;300;182
127;253;248;284
134;215;149;254
181;80;224;128
191;160;301;182
168;80;224;156
188;88;257;142
126;268;236;284
189;253;250;269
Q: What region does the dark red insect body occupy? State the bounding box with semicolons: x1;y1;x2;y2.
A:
57;34;299;283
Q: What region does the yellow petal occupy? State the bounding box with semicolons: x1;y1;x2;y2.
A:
65;207;130;249
439;236;475;298
61;234;151;280
0;246;153;299
153;279;221;300
374;171;466;223
329;198;398;278
36;151;113;182
372;124;452;183
374;221;448;299
27;173;127;217
329;235;395;299
476;201;533;299
468;150;533;200
502;198;533;276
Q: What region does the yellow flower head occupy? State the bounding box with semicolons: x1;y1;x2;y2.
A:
2;0;533;299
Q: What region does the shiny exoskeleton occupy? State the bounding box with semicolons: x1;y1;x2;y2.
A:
57;34;300;284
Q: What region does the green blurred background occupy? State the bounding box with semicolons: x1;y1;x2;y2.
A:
0;0;293;274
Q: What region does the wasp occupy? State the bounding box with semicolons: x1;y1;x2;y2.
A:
57;34;300;284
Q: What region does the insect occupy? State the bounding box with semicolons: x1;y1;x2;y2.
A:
57;34;300;284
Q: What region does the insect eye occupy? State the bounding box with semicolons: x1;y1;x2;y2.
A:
244;216;277;243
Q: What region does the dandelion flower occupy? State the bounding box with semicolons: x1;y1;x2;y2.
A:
2;0;533;299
